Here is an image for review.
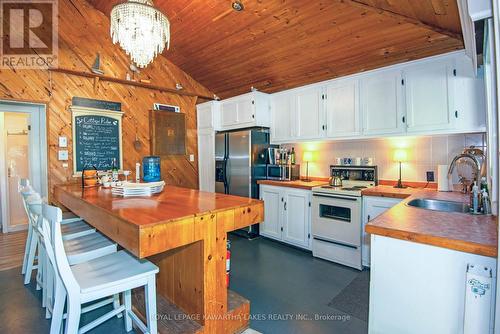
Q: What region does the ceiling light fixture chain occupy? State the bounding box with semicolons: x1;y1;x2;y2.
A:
110;0;170;68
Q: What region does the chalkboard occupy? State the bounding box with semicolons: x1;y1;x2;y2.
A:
71;107;123;174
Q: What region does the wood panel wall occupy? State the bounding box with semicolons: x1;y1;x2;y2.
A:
0;0;214;197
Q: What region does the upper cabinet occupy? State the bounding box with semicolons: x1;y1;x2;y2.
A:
216;91;270;131
361;70;404;136
271;51;486;143
403;59;454;133
325;79;361;138
294;87;324;140
271;92;295;142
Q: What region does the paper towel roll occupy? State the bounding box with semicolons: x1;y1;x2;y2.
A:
438;164;451;192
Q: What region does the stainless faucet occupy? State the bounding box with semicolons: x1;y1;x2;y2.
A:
448;147;485;193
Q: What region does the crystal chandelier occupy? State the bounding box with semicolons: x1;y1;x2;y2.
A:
110;0;170;68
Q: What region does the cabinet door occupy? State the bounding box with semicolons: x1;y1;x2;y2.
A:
196;103;213;130
237;96;255;124
326;79;360;137
404;60;454;133
295;87;323;139
197;130;215;192
362;196;401;266
220;101;238;127
283;189;310;249
260;186;283;240
271;93;294;142
361;70;405;136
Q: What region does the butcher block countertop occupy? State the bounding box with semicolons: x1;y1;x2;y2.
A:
363;186;498;258
257;179;328;190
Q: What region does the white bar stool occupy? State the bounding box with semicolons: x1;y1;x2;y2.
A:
21;189;97;285
41;204;159;334
27;201;118;317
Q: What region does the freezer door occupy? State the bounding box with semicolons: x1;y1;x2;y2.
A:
214;133;226;160
227;130;251;197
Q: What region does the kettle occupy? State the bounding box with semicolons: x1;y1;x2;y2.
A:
329;175;343;187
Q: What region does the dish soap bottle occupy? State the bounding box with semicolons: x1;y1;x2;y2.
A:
472;182;480;214
290;147;296;165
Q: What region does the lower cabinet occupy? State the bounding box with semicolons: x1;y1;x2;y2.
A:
362;196;402;267
260;185;311;250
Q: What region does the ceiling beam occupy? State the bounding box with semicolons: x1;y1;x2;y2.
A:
338;0;463;41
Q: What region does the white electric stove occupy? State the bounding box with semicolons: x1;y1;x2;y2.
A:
311;165;378;270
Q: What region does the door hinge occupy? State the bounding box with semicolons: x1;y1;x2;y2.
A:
453;69;457;76
455;110;458;118
401;79;405;86
367;215;371;221
27;125;31;131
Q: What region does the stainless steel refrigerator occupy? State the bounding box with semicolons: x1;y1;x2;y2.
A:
215;128;270;238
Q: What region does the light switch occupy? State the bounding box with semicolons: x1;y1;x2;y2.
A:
59;136;67;148
62;163;68;168
189;154;195;162
58;150;68;161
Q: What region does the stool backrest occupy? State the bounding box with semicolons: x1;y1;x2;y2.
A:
41;204;79;294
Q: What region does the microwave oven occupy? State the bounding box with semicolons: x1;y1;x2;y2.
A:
266;164;300;181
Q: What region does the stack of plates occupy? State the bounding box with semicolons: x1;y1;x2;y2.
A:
111;181;165;197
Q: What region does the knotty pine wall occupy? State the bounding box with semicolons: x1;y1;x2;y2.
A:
0;0;214;198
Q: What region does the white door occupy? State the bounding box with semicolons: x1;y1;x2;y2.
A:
362;196;401;266
220;101;238;127
295;87;323;139
0;112;31;232
259;186;282;240
237;97;255;124
361;70;405;136
271;93;294;142
404;60;454;133
197;130;215;192
325;79;360;137
282;189;310;249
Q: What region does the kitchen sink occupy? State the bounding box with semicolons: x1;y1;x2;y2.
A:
406;198;470;214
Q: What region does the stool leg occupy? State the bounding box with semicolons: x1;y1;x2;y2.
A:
112;294;122;318
23;234;38;285
65;297;81;334
46;264;54;319
145;276;158;334
124;290;132;332
50;278;66;334
21;225;33;275
41;248;48;308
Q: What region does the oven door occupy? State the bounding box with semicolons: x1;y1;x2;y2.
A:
311;193;362;248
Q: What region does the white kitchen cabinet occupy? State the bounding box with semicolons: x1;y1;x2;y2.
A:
369;235;496;334
197;101;217;130
260;185;282;239
404;58;455;133
259;185;311;250
362;196;402;267
197;129;215;192
361;69;405;136
270;92;295;142
294;86;324;140
325;79;360;137
282;188;310;249
216;91;270;131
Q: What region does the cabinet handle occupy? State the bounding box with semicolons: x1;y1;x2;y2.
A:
284;202;287;211
367;215;371;222
455;110;458;118
322;125;325;131
281;227;284;232
281;197;284;202
402;116;406;123
252;114;255;119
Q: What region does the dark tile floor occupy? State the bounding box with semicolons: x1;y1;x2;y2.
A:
0;236;369;334
229;236;369;334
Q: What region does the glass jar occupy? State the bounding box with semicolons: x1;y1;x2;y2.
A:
142;156;161;182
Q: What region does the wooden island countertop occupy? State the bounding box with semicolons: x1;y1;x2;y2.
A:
54;183;264;334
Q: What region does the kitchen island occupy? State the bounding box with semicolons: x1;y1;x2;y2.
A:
54;184;264;334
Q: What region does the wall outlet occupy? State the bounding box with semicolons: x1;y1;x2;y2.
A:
58;136;67;148
189;154;195;162
426;171;435;182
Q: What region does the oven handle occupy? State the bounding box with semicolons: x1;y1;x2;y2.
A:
313;235;358;249
312;194;359;201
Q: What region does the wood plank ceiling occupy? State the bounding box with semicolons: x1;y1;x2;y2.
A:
87;0;464;99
